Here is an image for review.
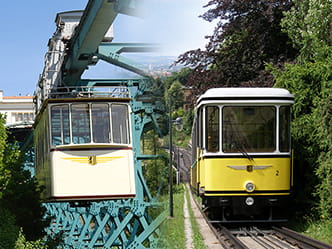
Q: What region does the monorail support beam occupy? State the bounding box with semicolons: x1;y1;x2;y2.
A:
62;0;141;86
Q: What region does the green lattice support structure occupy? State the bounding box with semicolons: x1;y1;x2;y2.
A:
42;79;167;248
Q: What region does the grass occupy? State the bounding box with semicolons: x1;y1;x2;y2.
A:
159;185;186;249
304;218;332;245
160;184;207;249
288;216;332;245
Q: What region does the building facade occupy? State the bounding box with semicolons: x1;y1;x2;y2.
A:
0;90;34;128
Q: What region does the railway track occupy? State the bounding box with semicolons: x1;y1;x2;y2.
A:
179;147;332;249
214;225;332;249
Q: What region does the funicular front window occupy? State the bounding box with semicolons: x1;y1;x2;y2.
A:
111;104;129;144
50;105;70;145
50;103;130;146
72;104;91;144
222;106;276;153
92;104;110;143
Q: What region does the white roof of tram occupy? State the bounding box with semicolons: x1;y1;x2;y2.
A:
197;87;294;105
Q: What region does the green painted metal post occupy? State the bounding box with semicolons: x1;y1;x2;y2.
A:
169;97;174;218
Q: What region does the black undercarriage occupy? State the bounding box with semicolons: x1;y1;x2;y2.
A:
203;195;289;223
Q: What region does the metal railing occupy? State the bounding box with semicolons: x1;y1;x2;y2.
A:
34;86;130;115
47;86;130;99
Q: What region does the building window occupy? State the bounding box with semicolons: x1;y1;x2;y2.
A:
17;113;23;122
24;113;29;121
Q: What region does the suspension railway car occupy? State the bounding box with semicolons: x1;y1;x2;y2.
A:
190;88;294;222
34;87;135;201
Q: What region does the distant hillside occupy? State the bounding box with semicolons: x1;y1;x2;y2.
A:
129;54;183;77
83;54;183;79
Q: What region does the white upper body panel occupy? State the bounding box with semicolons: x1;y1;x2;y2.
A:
197;88;294;107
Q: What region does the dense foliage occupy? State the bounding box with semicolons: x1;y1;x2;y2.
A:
273;0;332;218
141;130;169;197
176;0;298;92
0;114;46;248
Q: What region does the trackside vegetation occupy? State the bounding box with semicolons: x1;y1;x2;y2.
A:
0;114;46;248
159;185;207;249
272;0;332;221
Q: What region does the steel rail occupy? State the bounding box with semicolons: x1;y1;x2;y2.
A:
252;227;294;249
220;226;249;249
242;227;274;249
188;183;248;249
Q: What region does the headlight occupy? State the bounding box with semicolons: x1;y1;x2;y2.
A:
245;197;254;206
245;181;255;192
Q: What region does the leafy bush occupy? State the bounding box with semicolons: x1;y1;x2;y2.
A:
273;0;332;218
273;60;331;216
0;208;19;249
0;114;47;246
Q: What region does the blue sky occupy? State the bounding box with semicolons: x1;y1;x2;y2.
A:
0;0;214;96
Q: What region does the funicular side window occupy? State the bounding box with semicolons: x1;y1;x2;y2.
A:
51;105;70;146
92;103;110;143
206;106;220;152
198;108;203;148
279;106;291;152
71;104;91;144
111;104;129;144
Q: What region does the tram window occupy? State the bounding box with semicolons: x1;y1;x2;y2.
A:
51;105;70;145
279;106;291;152
206;106;220;152
111;104;129;144
198;108;203;148
222;106;276;153
92;104;110;143
71;104;91;144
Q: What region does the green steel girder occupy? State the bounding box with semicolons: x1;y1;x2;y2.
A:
78;79;141;87
96;43;159;77
62;0;140;86
43;200;166;248
76;43;159;77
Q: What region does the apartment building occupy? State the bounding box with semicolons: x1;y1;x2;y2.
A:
0;90;34;128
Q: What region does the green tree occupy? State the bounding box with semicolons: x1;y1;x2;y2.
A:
273;0;332;217
177;0;298;91
166;80;184;110
163;68;192;91
0;114;46;246
141;130;169;197
281;0;331;61
0;114;10;198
